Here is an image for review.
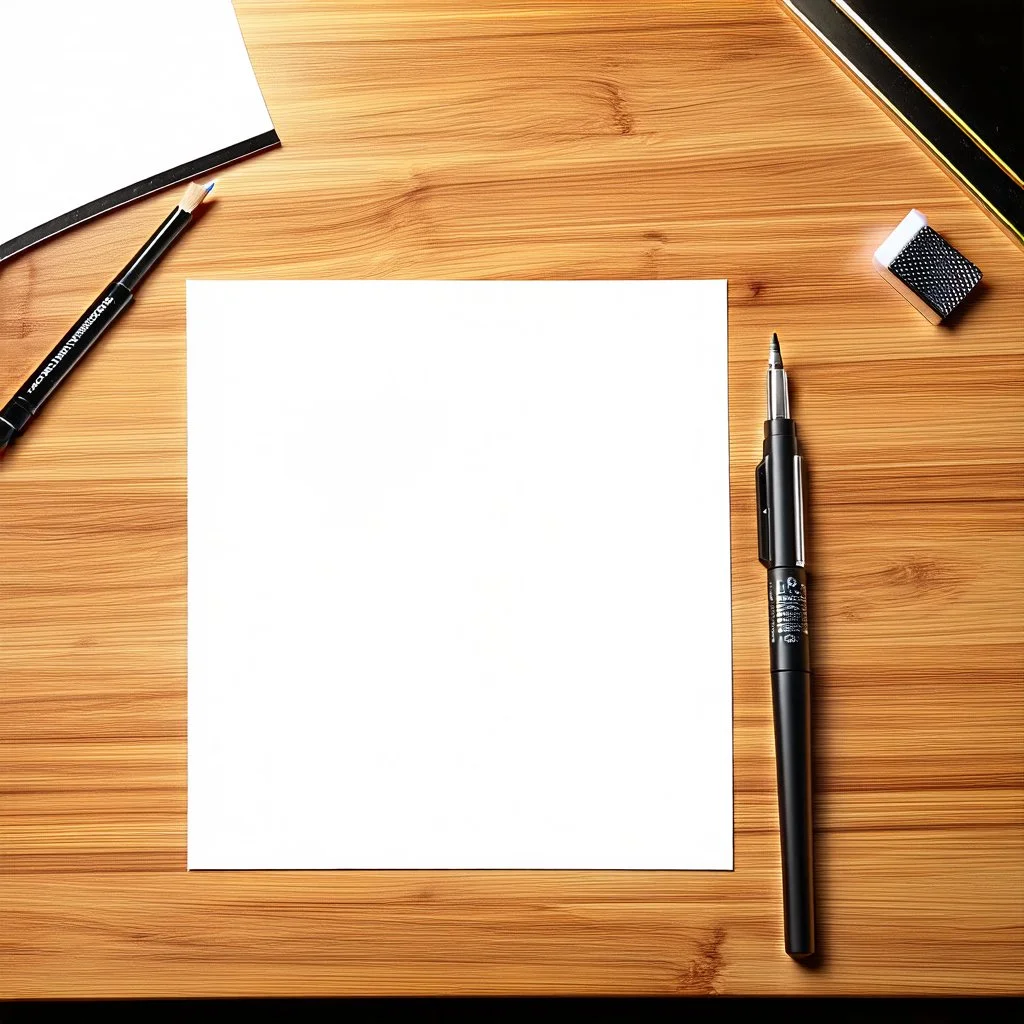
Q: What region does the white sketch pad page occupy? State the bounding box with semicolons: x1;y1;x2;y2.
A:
0;0;276;262
186;280;733;870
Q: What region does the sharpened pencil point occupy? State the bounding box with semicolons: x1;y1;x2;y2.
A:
769;332;783;369
205;181;216;195
179;181;215;213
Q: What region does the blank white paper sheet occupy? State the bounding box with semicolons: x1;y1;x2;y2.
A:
187;280;733;870
0;0;276;262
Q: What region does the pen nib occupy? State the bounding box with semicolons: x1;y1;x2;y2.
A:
769;332;783;369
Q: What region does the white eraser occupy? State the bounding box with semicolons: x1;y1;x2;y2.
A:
872;209;982;324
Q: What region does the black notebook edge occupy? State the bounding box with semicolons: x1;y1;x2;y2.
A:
783;0;1024;247
834;0;1024;188
0;129;281;265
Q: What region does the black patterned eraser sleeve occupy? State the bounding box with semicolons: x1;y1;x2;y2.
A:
873;210;982;324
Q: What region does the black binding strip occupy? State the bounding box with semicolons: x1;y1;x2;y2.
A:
0;129;280;264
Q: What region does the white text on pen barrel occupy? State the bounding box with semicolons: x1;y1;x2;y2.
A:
26;296;115;395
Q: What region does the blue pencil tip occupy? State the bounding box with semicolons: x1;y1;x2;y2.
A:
205;181;216;195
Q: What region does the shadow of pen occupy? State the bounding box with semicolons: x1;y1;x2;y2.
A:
793;401;830;970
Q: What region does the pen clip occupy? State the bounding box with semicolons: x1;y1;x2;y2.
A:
756;456;771;567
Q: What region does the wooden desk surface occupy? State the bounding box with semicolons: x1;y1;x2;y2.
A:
1;0;1021;998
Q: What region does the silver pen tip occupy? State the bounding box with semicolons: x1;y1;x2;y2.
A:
769;332;783;369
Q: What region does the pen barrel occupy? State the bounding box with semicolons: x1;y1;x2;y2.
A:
2;283;134;424
771;668;814;958
757;412;813;957
116;207;191;291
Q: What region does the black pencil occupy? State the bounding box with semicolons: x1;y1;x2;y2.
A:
0;180;215;455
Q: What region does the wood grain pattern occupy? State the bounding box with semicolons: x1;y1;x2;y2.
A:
1;0;1021;997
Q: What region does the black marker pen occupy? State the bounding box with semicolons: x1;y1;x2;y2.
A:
0;181;214;455
756;332;814;959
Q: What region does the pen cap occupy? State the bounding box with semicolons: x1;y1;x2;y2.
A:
873;210;982;324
